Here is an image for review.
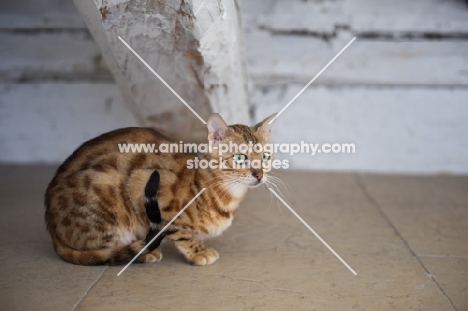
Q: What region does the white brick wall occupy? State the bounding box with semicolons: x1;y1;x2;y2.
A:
243;0;468;174
0;84;138;163
253;85;468;174
1;0;468;174
0;0;129;164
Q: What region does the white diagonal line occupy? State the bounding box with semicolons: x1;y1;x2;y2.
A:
268;37;356;124
269;188;357;276
118;36;207;125
117;188;206;276
194;0;206;15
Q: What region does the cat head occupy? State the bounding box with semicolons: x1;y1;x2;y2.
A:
207;113;277;187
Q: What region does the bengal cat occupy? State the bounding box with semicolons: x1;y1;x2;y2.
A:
44;113;276;266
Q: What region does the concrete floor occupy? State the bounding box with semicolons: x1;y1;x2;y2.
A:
0;165;466;310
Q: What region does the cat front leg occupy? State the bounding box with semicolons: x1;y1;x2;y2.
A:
166;229;219;265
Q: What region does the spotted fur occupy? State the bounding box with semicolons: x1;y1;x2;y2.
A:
44;113;276;266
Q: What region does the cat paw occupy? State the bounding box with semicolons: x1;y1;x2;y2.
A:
144;249;163;263
190;247;219;266
150;248;163;261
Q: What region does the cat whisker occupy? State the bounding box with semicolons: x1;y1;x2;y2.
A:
268;173;291;191
262;181;275;211
218;180;239;202
203;174;232;186
264;179;284;215
208;178;238;202
207;178;238;192
266;175;291;202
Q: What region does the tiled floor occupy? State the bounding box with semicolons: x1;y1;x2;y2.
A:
0;165;466;310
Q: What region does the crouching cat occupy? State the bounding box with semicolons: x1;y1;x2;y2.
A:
44;113;276;266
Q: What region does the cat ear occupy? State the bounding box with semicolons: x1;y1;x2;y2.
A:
207;113;231;142
254;113;277;141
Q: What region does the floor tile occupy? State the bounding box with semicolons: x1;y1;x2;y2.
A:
420;256;468;311
359;174;468;256
0;166;461;310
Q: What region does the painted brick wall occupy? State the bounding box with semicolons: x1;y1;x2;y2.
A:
1;0;467;174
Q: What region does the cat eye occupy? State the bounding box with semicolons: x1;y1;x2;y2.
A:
261;152;271;162
233;154;247;164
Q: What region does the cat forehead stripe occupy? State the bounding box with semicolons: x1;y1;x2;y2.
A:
230;125;259;145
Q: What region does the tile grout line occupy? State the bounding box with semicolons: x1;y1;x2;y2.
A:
71;266;109;311
352;173;457;311
417;254;468;259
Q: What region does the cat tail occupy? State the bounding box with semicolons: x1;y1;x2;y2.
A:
50;231;163;266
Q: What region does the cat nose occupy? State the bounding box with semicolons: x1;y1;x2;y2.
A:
252;171;263;181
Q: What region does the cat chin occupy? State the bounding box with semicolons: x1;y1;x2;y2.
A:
246;180;264;188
